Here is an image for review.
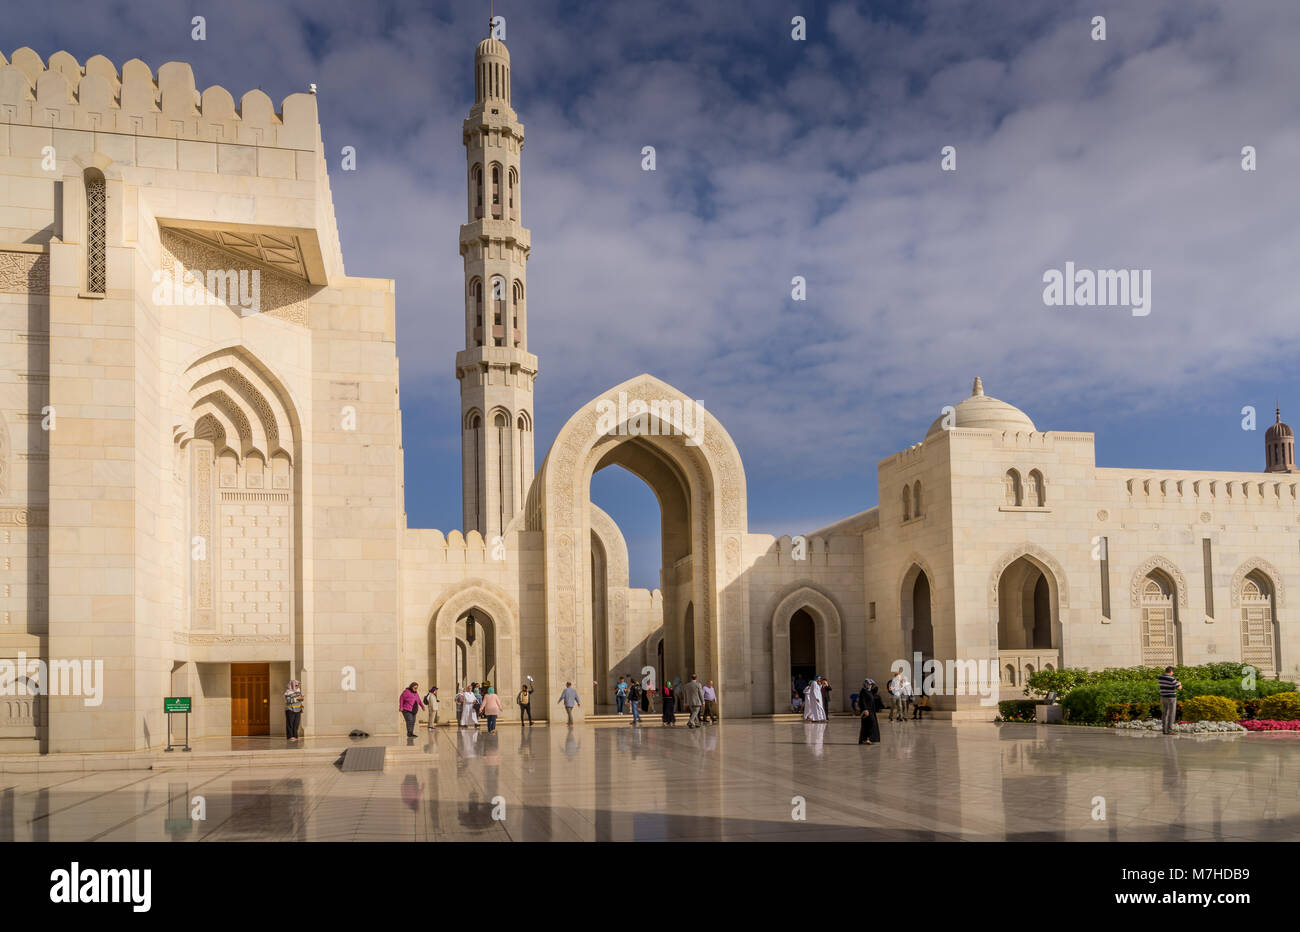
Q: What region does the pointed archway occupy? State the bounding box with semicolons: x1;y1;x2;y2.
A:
528;374;749;721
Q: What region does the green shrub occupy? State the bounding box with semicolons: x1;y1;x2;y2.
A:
1025;662;1286;698
1181;696;1240;722
1258;691;1300;721
997;699;1036;722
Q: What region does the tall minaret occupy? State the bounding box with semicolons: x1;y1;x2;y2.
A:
456;32;538;539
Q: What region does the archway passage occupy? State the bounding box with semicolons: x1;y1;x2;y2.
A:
455;610;496;687
1240;570;1278;677
995;555;1061;689
789;609;817;689
532;374;750;721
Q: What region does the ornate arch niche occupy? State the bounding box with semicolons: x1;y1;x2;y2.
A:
429;580;520;704
530;374;750;718
172;348;300;641
1229;557;1285;608
1129;555;1189;608
770;584;843;714
988;544;1069;667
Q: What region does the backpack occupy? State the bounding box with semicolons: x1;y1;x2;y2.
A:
518;689;530;706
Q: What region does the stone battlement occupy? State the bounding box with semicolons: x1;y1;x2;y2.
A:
0;48;319;151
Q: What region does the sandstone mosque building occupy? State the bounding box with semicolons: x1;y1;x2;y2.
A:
0;35;1296;753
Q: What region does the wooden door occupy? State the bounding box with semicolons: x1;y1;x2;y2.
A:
231;663;271;736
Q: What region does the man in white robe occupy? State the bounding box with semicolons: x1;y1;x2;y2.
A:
802;679;825;722
460;688;478;727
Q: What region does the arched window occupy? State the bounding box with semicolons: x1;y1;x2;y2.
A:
912;480;922;517
472;165;484;220
85;169;106;293
1140;571;1179;668
1004;469;1022;506
1027;469;1045;506
508;167;518;220
491;276;505;332
471;279;483;345
512;279;523;332
491;164;502;219
1241;570;1278;677
902;485;912;521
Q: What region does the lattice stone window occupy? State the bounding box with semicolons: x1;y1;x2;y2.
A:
86;171;107;293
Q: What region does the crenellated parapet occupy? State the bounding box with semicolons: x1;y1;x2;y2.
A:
0;48;319;151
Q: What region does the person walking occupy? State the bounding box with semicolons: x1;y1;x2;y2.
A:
615;675;628;715
683;674;705;728
661;681;677;726
557;681;581;724
284;679;304;741
423;685;440;729
480;687;502;734
628;678;643;725
399;683;425;738
1159;666;1182;735
820;677;833;717
701;680;718;723
859;687;881;745
517;680;534;726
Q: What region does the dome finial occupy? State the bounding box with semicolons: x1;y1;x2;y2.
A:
972;376;984;397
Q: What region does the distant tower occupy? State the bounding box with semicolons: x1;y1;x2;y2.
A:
456;33;538;538
1265;407;1298;473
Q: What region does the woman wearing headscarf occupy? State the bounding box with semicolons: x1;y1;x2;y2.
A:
283;679;304;741
480;686;502;733
661;680;676;726
859;680;881;745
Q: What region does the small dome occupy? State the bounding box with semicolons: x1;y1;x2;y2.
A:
1266;407;1293;441
926;377;1036;438
476;37;509;61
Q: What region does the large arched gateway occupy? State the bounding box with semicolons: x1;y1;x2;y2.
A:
526;375;750;722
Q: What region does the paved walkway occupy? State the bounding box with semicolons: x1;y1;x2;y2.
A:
2;719;1296;841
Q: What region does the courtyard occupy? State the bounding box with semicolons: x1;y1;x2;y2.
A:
2;719;1296;842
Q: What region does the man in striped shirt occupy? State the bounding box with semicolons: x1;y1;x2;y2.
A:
1158;667;1182;735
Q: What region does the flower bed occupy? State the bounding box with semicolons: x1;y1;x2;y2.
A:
1239;719;1300;732
1114;719;1245;734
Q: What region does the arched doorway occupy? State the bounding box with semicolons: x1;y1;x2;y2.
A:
789;609;816;688
769;586;844;714
531;374;750;720
430;582;520;710
1140;570;1180;668
993;551;1064;689
1240;570;1278;677
455;610;496;687
900;564;934;666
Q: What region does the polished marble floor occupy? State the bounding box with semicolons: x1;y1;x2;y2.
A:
3;719;1297;841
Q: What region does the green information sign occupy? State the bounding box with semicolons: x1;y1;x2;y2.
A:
164;696;192;714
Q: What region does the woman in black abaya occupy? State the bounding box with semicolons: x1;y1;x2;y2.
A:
859;677;881;745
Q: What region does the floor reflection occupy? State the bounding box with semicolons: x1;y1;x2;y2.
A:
0;720;1297;841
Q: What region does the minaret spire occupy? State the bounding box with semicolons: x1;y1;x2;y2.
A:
456;33;536;538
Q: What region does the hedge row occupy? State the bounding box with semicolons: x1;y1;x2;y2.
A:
1065;680;1297;723
1025;662;1272;697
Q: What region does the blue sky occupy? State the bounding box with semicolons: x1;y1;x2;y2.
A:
13;0;1300;587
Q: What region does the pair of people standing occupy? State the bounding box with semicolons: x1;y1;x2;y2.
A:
284;680;304;740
